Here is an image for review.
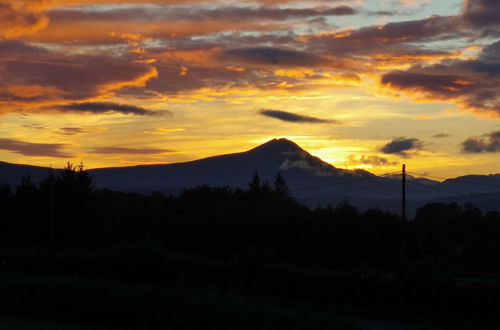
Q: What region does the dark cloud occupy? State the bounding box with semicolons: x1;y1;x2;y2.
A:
190;5;357;20
0;40;48;54
477;40;500;65
432;133;451;138
58;127;87;136
259;109;338;124
0;138;72;158
380;137;422;156
381;40;500;116
348;155;397;166
48;5;356;24
304;16;463;56
91;147;174;155
222;47;327;67
462;131;500;153
55;102;167;116
329;5;356;16
463;0;500;35
367;10;398;16
382;72;471;95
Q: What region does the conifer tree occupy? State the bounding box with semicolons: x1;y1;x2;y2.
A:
249;171;261;192
273;171;289;196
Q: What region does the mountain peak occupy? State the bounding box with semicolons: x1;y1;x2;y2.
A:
250;138;303;153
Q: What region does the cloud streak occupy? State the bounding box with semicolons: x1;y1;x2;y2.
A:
347;155;397;166
0;138;72;157
260;109;338;123
55;102;168;116
222;47;327;67
90;147;175;155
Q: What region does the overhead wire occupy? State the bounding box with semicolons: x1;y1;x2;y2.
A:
407;180;500;204
406;171;500;188
296;180;400;201
290;171;401;193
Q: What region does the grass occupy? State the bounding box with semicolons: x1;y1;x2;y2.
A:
0;314;117;330
1;246;499;328
0;271;357;330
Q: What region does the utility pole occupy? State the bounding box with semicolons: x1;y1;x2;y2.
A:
400;164;406;274
402;164;406;221
49;171;55;249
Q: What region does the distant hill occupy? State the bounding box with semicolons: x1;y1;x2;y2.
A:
89;138;375;194
1;138;499;213
0;161;54;188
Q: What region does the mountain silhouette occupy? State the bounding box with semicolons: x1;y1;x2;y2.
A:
89;138;374;193
1;138;499;213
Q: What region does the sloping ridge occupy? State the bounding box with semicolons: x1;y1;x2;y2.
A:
1;139;499;209
89;138;372;192
0;161;54;188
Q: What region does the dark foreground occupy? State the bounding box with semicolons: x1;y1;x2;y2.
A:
1;166;500;329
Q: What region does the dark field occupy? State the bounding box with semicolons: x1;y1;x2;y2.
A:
1;167;500;329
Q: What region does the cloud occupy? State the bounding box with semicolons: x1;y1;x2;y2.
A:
259;109;338;123
54;102;168;116
347;155;397;166
90;147;174;155
463;0;500;35
177;5;357;20
2;0;497;118
278;158;335;177
381;39;500;117
328;5;356;16
47;3;356;24
58;127;87;136
222;47;327;67
302;15;463;56
0;41;158;114
0;0;53;39
432;133;451;138
461;131;500;153
380;137;423;156
0;138;72;157
33;6;299;44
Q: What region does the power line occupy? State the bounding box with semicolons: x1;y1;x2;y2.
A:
407;180;500;204
406;171;500;188
290;171;401;193
297;180;399;201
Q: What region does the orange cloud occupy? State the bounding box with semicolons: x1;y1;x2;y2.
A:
0;0;53;39
28;17;288;44
0;41;159;115
7;84;65;99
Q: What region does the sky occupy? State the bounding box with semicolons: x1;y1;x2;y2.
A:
1;0;499;178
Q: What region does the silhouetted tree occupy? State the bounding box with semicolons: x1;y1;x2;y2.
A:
273;171;289;196
12;175;44;245
249;171;261;192
58;162;93;196
261;180;272;194
16;175;37;197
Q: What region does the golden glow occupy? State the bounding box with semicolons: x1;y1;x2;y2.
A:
412;114;436;120
0;0;498;180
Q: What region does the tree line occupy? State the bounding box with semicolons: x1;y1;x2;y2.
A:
1;162;500;271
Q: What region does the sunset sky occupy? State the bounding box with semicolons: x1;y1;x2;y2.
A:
1;0;499;178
